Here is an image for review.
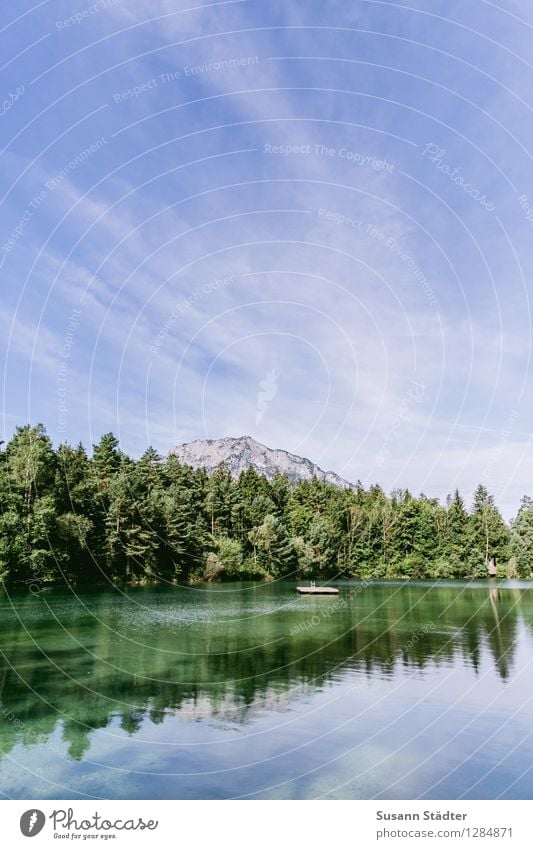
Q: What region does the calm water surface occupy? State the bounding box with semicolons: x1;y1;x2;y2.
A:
0;580;532;799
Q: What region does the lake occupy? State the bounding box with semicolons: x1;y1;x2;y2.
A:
0;580;532;799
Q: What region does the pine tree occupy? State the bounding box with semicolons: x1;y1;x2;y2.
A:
205;463;235;535
0;422;527;587
438;489;470;575
53;443;95;583
1;425;58;582
306;516;335;577
248;514;294;577
510;496;533;577
469;484;510;575
91;432;123;490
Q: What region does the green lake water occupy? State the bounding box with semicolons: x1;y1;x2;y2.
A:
0;580;532;799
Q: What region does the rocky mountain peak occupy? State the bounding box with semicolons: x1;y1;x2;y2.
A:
170;436;353;489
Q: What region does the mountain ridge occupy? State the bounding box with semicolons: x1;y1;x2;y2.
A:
170;435;354;489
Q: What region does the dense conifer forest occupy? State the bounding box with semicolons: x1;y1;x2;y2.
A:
1;424;532;586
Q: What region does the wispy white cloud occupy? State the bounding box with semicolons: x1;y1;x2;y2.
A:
1;0;532;517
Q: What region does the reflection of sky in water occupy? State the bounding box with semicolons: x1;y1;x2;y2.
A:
0;582;532;799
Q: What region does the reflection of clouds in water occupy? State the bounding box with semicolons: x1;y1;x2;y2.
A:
0;581;531;799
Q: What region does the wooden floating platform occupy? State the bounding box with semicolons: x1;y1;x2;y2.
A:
296;586;339;595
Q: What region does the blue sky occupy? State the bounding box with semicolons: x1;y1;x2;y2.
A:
1;0;533;517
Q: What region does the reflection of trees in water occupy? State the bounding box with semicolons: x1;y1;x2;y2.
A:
0;585;529;761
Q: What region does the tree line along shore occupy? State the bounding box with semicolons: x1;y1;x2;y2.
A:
0;424;531;586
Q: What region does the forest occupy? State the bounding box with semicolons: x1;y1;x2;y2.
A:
0;424;532;586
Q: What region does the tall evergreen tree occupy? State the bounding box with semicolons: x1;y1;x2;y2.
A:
0;422;529;586
205;463;235;535
469;485;510;575
510;496;533;577
248;514;295;576
0;425;59;583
